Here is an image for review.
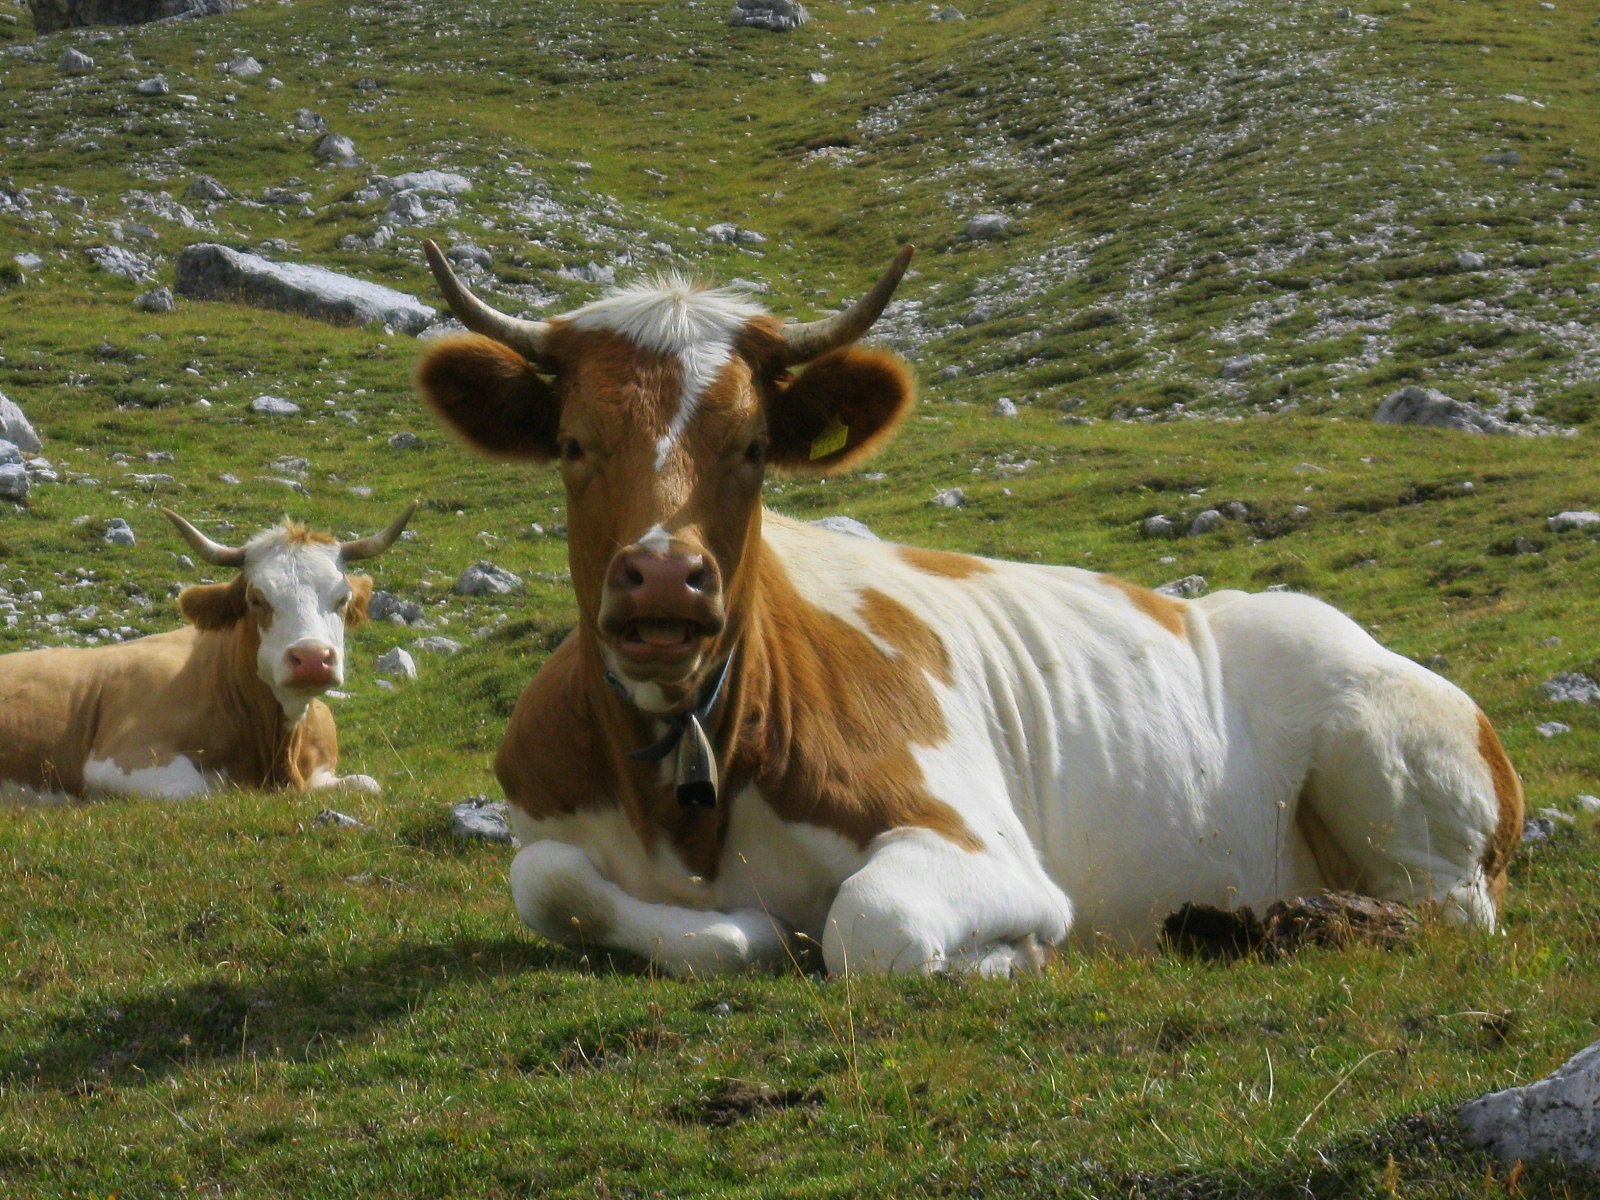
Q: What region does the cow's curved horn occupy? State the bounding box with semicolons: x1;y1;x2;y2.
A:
339;501;417;562
423;240;550;361
780;246;915;364
161;508;247;568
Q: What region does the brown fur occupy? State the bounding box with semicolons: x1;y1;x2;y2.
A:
1475;710;1524;911
179;575;249;631
416;334;562;462
282;523;337;546
1100;575;1187;638
345;575;373;628
898;546;992;579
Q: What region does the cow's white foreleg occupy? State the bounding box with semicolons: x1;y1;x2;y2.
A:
307;768;382;794
821;828;1071;977
509;839;794;976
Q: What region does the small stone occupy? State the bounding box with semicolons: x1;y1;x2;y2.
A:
314;133;359;165
221;55;263;79
1542;672;1600;706
728;0;810;30
134;76;169;96
134;286;175;313
103;518;135;546
313;809;366;829
933;5;965;18
454;562;524;596
1457;249;1485;270
1535;721;1571;738
1142;514;1179;538
1521;817;1559;843
1156;575;1208;599
1481;150;1521;166
1547;511;1600;532
1373;385;1514;435
388;431;424;450
1188;509;1224;536
414;636;463;655
0;392;42;453
250;395;301;416
810;515;878;540
930;487;967;508
991;397;1018;418
186;175;231;202
1460;1038;1600;1169
60;49;95;75
0;462;29;501
294;109;327;132
369;591;424;624
963;213;1011;240
445;243;493;269
451;796;514;843
1220;500;1250;520
1575;794;1600;813
375;647;416;679
807;71;827;85
1220;354;1255;380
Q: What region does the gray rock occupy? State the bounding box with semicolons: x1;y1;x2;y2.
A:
414;636;463;655
810;515;879;540
1521;817;1560;844
103;518;135;546
446;243;493;269
1481;150;1521;166
1576;794;1600;813
377;171;471;196
1188;509;1225;536
963;213;1011;240
388;431;424;450
1220;500;1250;521
451;796;514;843
1460;1038;1600;1168
313;133;359;166
134;75;168;96
0;440;23;468
1543;672;1600;706
1142;514;1179;538
259;188;311;207
454;562;524;596
186;175;230;202
134;286;174;313
59;48;95;74
370;591;424;624
374;646;416;679
293;109;326;132
221;55;262;79
991;397;1018;418
175;244;436;335
933;4;964;17
312;809;366;829
931;487;967;508
1220;354;1255;380
1156;575;1208;599
729;0;809;30
250;395;300;416
1547;511;1600;532
88;245;156;282
0;463;29;501
29;0;235;32
1372;385;1513;435
706;222;766;245
1535;721;1570;738
1456;249;1486;270
0;393;42;453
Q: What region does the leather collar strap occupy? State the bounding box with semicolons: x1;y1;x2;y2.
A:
604;651;736;807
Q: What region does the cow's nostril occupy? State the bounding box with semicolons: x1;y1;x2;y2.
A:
625;566;645;588
685;566;707;590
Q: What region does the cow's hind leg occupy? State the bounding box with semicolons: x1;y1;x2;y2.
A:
821;828;1071;976
1297;664;1522;927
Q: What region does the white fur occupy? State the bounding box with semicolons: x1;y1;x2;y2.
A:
83;754;214;800
510;513;1511;974
565;277;766;470
241;528;353;720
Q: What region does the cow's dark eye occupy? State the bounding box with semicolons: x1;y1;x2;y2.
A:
560;438;584;463
744;440;765;465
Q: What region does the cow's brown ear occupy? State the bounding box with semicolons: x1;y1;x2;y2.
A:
179;575;248;630
344;575;373;628
765;347;915;473
416;334;560;462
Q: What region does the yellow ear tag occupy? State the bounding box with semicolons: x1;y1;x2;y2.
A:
809;416;849;461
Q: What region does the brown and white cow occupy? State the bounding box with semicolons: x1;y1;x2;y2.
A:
416;241;1523;976
0;506;412;800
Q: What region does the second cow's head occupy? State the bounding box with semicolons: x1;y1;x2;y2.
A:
161;505;414;716
416;242;915;712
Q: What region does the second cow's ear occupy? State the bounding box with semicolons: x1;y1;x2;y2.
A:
344;575;373;628
764;347;916;474
179;575;248;630
415;335;561;462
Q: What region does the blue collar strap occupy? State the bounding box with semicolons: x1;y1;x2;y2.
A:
604;649;736;808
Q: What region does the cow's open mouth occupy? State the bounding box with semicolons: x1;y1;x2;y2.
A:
618;618;703;661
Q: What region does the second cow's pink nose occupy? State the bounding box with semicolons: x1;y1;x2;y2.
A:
285;643;337;686
615;552;714;614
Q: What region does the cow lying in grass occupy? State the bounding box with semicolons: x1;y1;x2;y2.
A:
417;241;1523;977
0;505;413;800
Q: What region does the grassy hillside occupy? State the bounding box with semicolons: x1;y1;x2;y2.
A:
1;0;1598;1194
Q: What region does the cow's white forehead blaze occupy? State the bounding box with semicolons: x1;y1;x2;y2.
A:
242;524;351;718
565;276;767;470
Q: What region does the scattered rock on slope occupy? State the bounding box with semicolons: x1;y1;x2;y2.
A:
729;0;809;30
175;244;436;334
1372;385;1514;435
0;392;42;453
1459;1039;1600;1169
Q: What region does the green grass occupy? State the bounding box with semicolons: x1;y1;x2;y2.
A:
1;0;1599;1193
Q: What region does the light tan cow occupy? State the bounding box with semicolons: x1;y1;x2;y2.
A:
0;506;412;800
416;241;1522;976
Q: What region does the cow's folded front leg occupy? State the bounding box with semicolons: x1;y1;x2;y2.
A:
509;839;795;976
822;828;1071;976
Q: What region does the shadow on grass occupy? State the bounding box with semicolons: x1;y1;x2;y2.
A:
0;935;572;1092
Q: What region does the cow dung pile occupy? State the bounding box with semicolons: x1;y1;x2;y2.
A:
1161;892;1418;962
